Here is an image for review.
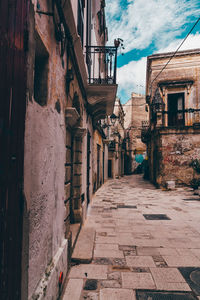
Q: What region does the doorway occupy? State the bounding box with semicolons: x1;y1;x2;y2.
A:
0;0;28;298
87;132;91;205
97;144;101;188
108;160;112;178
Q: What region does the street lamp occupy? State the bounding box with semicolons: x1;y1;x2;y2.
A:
151;88;165;127
151;88;164;113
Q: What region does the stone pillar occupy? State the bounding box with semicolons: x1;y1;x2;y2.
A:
72;127;86;223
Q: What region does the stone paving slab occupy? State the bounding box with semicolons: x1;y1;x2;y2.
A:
69;264;108;279
126;256;156;267
122;272;156;289
61;175;200;300
155;282;192;291
95;243;119;250
191;249;200;259
72;227;95;263
100;288;136;300
158;248;179;256
62;279;83;300
136;247;160;256
150;267;191;291
95;236;118;244
163;255;200;267
94;249;124;258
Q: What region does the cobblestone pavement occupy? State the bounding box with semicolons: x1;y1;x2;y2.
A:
63;175;200;300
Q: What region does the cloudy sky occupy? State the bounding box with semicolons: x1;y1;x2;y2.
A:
105;0;200;103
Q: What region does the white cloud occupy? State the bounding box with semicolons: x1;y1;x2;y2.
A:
106;0;200;102
117;57;147;102
106;0;200;52
157;32;200;53
117;33;200;103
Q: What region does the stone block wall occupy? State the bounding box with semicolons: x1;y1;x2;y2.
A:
153;128;200;186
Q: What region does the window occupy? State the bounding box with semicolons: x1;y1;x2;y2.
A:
168;93;185;127
34;32;49;106
97;9;105;36
77;0;85;47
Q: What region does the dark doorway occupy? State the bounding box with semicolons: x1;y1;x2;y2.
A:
168;93;185;127
97;144;101;188
103;150;105;183
124;154;130;175
0;0;28;298
108;160;112;178
87;132;91;205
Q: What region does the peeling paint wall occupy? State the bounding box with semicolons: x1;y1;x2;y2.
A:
159;129;200;186
24;102;67;298
24;1;69;298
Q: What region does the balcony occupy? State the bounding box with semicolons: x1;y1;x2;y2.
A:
162;108;200;128
85;46;118;124
86;46;117;84
62;1;118;123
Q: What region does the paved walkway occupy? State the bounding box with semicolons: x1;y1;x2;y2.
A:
62;175;200;300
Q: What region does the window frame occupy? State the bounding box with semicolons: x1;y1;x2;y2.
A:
167;92;185;127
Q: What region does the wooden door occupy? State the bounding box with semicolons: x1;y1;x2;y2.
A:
0;0;29;299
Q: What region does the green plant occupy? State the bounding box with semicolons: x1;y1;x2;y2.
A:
190;178;200;190
190;159;200;174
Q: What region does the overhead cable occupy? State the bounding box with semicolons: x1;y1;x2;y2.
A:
150;17;200;92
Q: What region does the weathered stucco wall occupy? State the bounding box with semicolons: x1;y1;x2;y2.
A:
23;1;70;298
24;101;67;298
155;128;200;186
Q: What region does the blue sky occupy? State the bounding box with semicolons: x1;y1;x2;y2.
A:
105;0;200;103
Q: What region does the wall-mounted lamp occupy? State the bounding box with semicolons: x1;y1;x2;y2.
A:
151;88;164;113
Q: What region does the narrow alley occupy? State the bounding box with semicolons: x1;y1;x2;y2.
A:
62;175;200;300
1;1;200;299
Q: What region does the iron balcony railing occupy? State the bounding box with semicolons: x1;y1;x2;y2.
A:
86;46;117;84
162;108;200;127
151;109;200;128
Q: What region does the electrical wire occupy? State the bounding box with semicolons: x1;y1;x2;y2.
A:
150;17;200;93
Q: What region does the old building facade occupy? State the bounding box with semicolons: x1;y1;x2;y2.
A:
0;0;118;299
102;97;126;178
123;92;148;174
145;49;200;187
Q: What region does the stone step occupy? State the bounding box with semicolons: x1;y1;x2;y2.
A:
71;227;95;264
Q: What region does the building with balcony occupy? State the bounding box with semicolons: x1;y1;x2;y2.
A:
0;0;118;299
101;97;125;178
145;49;200;187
